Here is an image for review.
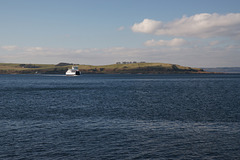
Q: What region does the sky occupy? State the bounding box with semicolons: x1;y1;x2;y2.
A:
0;0;240;67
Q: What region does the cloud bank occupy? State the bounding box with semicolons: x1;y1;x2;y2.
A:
1;44;240;67
1;45;18;51
144;38;186;47
132;13;240;38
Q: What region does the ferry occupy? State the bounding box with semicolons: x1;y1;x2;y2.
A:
66;65;81;76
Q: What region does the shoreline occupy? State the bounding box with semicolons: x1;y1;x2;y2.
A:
0;62;219;74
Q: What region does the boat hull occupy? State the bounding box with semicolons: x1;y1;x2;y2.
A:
66;71;80;76
66;66;81;76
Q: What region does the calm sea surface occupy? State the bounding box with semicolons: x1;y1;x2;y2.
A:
0;74;240;159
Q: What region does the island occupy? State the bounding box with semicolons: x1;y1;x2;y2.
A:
0;62;207;74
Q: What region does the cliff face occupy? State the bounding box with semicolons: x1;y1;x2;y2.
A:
0;63;206;74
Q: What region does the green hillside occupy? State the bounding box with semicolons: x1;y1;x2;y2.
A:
0;62;206;74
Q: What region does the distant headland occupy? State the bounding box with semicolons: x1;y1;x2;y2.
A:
0;62;208;74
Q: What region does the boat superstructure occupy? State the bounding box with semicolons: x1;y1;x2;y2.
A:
66;65;81;76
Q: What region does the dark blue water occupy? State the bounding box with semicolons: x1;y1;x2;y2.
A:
0;74;240;159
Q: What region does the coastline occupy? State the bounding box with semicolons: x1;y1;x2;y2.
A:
0;62;212;74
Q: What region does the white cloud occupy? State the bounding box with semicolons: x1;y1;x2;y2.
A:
209;40;219;46
131;13;240;38
1;45;18;51
75;49;83;53
1;45;44;52
145;38;186;47
118;26;125;31
132;19;161;34
25;47;43;52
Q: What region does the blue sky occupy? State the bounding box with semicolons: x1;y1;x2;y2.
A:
1;0;240;67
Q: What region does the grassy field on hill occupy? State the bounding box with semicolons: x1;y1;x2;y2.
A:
0;62;205;74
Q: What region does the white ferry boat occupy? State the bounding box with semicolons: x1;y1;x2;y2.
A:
66;66;81;76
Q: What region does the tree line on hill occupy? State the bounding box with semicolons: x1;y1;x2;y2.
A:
116;61;146;64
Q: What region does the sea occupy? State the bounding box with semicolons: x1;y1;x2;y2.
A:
0;74;240;159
